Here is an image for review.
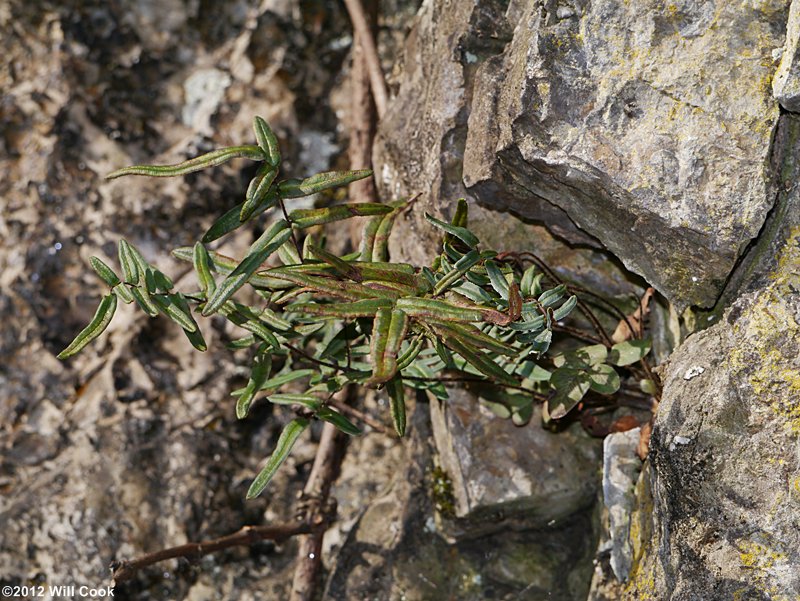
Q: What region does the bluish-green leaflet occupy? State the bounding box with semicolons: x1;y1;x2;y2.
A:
247;417;309;499
253;116;281;167
424;213;479;248
386;376;406;437
315;407;362;436
203;221;292;315
106;145;265;179
58;294;117;359
236;352;272;419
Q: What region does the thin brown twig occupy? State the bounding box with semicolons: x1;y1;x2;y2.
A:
289;397;348;601
330;398;389;434
342;0;388;118
110;522;311;583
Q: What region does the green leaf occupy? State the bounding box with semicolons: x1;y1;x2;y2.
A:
118;240;140;285
306;244;362;281
218;302;281;349
395;298;483;323
113;284;134;304
268;393;322;410
277;238;302;266
241;163;278;221
424;213;479;249
484;260;509;300
386;376;406;437
443;336;517;386
538;284;567;307
520;265;537;297
57;294;118;359
90;257;120;287
107;145;265;179
236;352;272;419
203;220;292;315
511;403;533;426
548;367;592;420
246;417;309;499
372;204;401;262
256;369;315;393
287;298;394;318
289;203;393;228
266;268;400;301
368;308;409;385
315;406;362;436
608;339;652;366
192;242;216;296
587;363;620;394
173;294;207;351
253;116;281;167
552;344;608;368
552;295;577;322
202;190;279;243
278;169;372;198
153;294;198;332
432;249;482;295
428;322;516;356
130;286;159;317
396;335;425;371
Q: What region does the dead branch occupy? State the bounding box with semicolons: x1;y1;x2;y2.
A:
343;0;388;118
110;522;311;584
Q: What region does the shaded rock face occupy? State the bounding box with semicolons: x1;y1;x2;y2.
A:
376;0;788;309
430;388;601;536
624;236;800;599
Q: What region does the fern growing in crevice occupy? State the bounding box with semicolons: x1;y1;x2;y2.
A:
60;116;656;499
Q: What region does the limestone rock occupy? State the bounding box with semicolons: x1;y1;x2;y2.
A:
377;0;788;309
429;387;601;536
624;238;800;599
774;0;800;111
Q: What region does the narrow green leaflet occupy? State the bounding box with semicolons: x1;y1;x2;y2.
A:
118;240;140;285
153;294;198;332
538;284;567;307
192;242;216;296
372;205;401;262
253;116;281;167
395;298;483;323
443;336;517;386
268;393;322;410
173;295;207;351
548;368;592;420
113;284;134;304
315;406;362;436
424;212;479;249
428;322;516;356
203;221;292;315
552;295;577;322
218;302;280;348
246;417;309;499
202;190;278;243
369;308;409;385
287;298;393;318
130;287;159;317
307;244;361;281
386;376;406;437
277;239;302;266
107;145;265;179
289;203;392;228
236;352;272;419
432;249;481;295
90;257;120;287
520;265;537;296
278;169;372;198
241;163;278;221
484;260;510;300
58;294;117;359
396;335;425;371
608;339;652;366
266;268;400;301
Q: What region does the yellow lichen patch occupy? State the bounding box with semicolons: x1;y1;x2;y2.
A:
726;230;800;434
738;541;786;570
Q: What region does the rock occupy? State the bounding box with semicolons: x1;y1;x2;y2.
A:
377;0;788;309
327;406;599;601
623;235;800;599
429;387;601;537
601;428;642;581
774;0;800;111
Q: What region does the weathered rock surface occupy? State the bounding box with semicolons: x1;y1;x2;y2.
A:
377;0;788;309
623;236;800;599
327;408;599;601
430;387;601;536
774;0;800;111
